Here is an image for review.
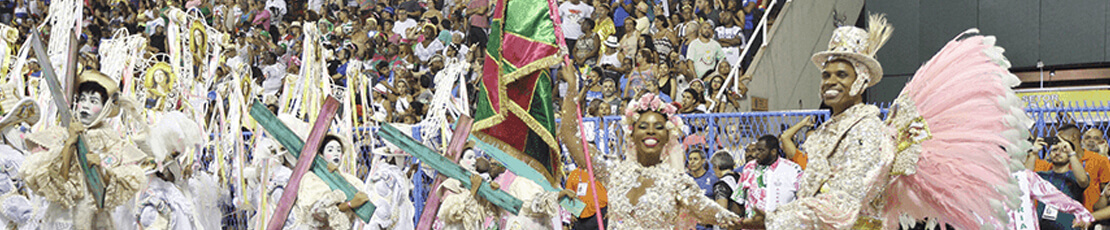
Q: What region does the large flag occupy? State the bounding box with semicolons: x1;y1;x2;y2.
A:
473;0;562;183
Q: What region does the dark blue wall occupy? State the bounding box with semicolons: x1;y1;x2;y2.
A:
864;0;1109;102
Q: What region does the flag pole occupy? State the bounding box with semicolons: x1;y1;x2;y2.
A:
545;1;605;229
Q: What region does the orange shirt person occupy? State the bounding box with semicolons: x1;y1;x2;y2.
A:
1033;125;1110;212
780;116;814;170
566;167;608;229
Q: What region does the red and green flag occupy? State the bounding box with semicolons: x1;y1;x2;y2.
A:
473;0;562;183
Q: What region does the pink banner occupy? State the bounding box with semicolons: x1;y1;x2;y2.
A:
266;97;341;230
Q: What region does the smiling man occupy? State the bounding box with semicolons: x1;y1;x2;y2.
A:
1082;128;1107;157
742;16;898;229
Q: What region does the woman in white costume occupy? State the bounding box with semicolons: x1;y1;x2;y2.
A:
558;67;742;229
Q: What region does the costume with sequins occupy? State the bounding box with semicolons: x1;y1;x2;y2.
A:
592;155;739;229
768;15;1030;229
766;104;895;229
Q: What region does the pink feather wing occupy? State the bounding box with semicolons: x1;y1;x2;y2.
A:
882;30;1030;229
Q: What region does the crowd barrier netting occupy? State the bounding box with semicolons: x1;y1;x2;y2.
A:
210;101;1110;229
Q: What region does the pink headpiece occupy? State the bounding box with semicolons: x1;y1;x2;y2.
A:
621;93;686;169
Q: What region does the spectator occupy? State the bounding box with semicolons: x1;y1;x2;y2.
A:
686;20;724;78
565;167;609;230
715;11;744;65
633;75;671;104
1036;124;1110;212
1008;168;1093;230
1037;139;1091;230
598;36;623;70
466;0;489;47
711;150;743;220
585;94;602;117
611;0;633;36
632;1;650;34
738;135;802;220
1082;128;1108;158
583;68;604;100
572;30;599;67
740;0;758;38
618;17;639;58
780;116;814;170
703;61;729;107
580;18;601;54
559;0;594;49
656;62;678;99
600;75;621;110
687;148;718;198
414;24;445;62
261;52;287;95
677;4;697;39
687;78;706;96
626;48;656;93
592;3;616;43
652;15;678;61
678;88;706;113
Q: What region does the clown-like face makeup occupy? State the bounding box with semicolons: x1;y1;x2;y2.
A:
76;91;105;125
632;111;670;166
459;149;478;173
323;140;343;165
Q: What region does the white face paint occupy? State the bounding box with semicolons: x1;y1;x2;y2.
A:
323;140;343;165
76;91;104;125
459;149;478;173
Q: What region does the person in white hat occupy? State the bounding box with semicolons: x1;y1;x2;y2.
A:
20;70;149;230
597;35;623;70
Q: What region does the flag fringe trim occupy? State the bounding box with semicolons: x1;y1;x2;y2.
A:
472;132;558;184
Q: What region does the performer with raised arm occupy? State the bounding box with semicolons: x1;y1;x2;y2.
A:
558;66;742;229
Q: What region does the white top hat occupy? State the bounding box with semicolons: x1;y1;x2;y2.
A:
811;14;893;89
